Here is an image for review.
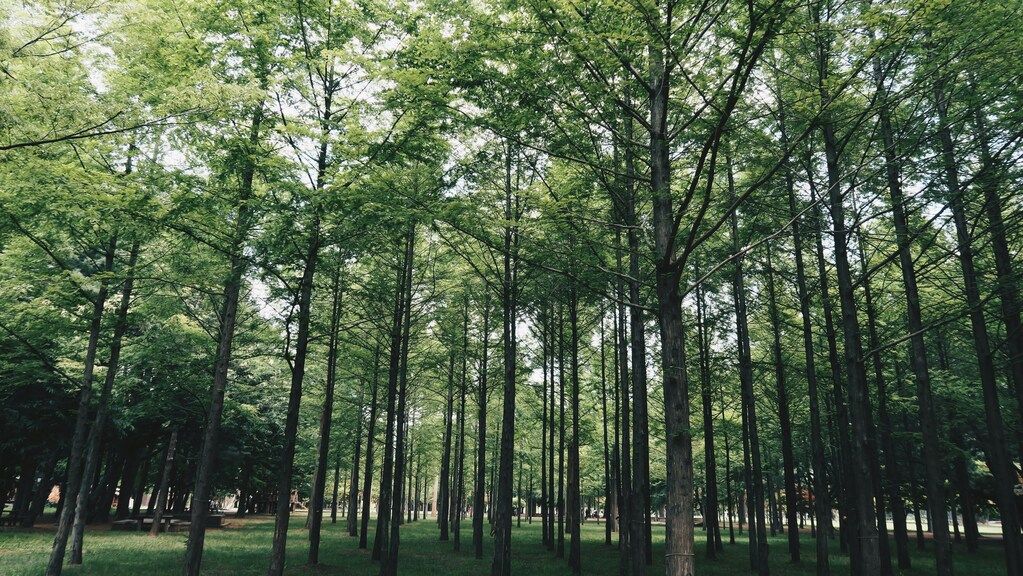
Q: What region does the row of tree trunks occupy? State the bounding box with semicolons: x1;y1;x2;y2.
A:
778;84;830;576
618;115;653;571
814;10;883;572
694;264;722;559
70;235;140;564
933;75;1023;576
727;156;768;576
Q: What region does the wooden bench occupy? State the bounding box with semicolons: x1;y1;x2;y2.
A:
167;520;191;533
139;517;174;533
111;519;137;531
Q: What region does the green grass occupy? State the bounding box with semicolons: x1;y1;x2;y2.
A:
0;514;1008;575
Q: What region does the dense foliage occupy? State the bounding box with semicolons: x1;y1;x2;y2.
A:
2;1;1022;576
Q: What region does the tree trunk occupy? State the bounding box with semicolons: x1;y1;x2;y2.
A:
438;347;456;540
372;235;411;562
648;34;698;575
72;157;141;559
149;428;178;537
24;451;59;527
541;311;551;547
492;145;518;576
359;346;381;549
267;212;321;576
383;222;415;576
330;456;339;524
453;299;469;551
566;277;581;574
722;387;736;545
614;291;633;574
600;309;614;546
46;235;116;576
972;101;1023;467
623;125;652;568
472;296;491;560
310;263;344;563
694;265;722;559
183;81;267;576
516;456;522;528
131;450;151;519
343;331;362;533
765;248;799;563
114;445;142;522
557;303;566;559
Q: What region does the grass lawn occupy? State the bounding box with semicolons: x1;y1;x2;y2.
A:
0;514;1008;575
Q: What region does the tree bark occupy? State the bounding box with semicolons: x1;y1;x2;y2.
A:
453;299;469;551
359;346;382;549
438;347;456;540
566;277;581;574
149;428;178;537
46;235;116;576
383;222;415;576
267;211;321;576
372;234;411;562
472;296;491;559
309;263;343;563
183;76;267;576
694;264;722;559
492;144;518;576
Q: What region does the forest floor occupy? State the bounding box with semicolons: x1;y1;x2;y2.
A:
0;513;1009;575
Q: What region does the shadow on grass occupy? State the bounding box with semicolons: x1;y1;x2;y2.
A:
0;515;1008;575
